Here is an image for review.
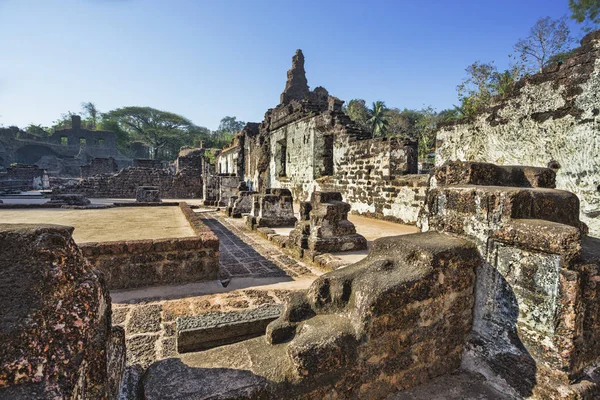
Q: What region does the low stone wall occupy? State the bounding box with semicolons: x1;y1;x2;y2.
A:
80;203;219;290
56;167;203;199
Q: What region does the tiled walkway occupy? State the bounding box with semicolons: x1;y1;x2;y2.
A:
198;211;313;279
111;210;316;369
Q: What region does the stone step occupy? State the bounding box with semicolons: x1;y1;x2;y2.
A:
491;219;581;260
428;185;581;228
435;161;556;188
176;305;283;353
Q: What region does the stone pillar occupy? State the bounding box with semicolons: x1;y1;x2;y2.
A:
289;191;367;255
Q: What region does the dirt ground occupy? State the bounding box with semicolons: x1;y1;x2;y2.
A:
0;206;195;243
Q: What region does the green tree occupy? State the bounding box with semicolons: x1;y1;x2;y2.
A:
490;66;522;95
97;116;132;154
413;106;439;160
217;116;245;134
103;106;197;160
81;101;100;129
24;124;50;137
457;61;498;116
367;101;389;137
385;108;424;138
514;16;574;73
51;111;76;131
569;0;600;30
344;99;370;131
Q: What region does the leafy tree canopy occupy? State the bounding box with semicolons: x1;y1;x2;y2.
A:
513;16;574;73
103;106;198;160
570;0;600;30
367;101;390;137
217;116;245;135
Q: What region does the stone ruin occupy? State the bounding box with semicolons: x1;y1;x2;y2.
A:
56;147;207;199
436;31;600;236
0;163;49;191
48;193;91;206
0;224;125;399
3;33;600;399
139;161;600;399
135;186;161;203
226;181;257;218
244;188;298;230
81;157;118;178
212;48;424;227
0;115;132;176
288;191;367;257
280;49;310;104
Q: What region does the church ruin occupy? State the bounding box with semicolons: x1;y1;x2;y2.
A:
1;31;600;400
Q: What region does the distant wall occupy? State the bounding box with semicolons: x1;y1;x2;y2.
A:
436;31;600;236
81;157;118;177
56;167;202;198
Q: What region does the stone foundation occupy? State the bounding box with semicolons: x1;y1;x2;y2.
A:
142;232;480;399
48;193;91;206
79;203;219;290
423;161;600;399
57;166;203;199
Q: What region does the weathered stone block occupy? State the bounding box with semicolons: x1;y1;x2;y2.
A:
177;305;283;353
136;186;161;202
0;224;125;399
289;191;367;255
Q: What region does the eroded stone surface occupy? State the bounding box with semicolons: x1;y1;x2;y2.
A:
142;232;481;398
0;224;125;399
289;191;367;256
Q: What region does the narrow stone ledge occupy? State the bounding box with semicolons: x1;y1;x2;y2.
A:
176;305;283;353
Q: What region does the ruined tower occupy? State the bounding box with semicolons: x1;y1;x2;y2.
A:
280;49;309;104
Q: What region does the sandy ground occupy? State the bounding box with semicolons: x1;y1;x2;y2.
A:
0;206;195;243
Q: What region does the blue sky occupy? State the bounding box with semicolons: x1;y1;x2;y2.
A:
0;0;586;131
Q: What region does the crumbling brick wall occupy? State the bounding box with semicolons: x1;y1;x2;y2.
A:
0;164;49;190
56;166;203;198
220;50;425;224
81;157;118;177
436;31;600;236
323;136;423;223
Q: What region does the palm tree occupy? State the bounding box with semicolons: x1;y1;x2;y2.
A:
367;101;389;137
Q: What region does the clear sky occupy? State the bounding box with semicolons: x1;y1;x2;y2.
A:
0;0;586;131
